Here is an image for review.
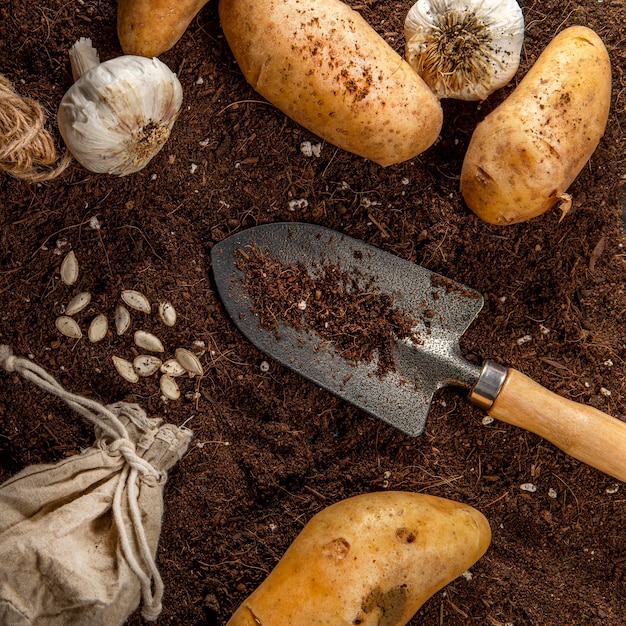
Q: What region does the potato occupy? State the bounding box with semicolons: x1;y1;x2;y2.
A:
218;0;443;167
460;26;611;224
227;491;491;626
117;0;210;57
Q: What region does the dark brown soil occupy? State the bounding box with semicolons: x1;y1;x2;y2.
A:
1;1;626;625
237;244;420;375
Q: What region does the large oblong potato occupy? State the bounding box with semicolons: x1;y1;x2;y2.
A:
218;0;443;167
460;26;611;225
227;491;491;626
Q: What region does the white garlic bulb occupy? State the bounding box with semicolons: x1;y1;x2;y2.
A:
57;38;183;176
405;0;524;101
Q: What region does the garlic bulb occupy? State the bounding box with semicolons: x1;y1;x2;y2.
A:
57;38;183;176
404;0;524;101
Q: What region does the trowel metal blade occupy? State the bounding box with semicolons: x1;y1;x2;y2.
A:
211;222;484;436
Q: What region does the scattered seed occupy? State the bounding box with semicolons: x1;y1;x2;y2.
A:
548;488;558;499
134;330;165;352
605;484;620;495
112;356;139;383
481;416;494;426
65;291;92;316
175;347;204;377
88;314;108;343
158;301;177;327
520;483;537;493
114;303;131;335
121;289;151;314
60;250;79;285
133;354;163;377
55;315;82;339
160;358;187;377
159;374;180;400
260;360;270;372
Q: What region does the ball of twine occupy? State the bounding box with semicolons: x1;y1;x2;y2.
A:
0;75;72;182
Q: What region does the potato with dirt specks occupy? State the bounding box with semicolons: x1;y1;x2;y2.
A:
218;0;443;167
460;26;611;225
226;491;491;626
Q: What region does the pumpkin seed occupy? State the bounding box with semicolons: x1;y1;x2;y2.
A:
55;315;82;339
65;291;92;316
134;330;164;352
160;358;187;377
112;356;139;383
60;250;79;285
88;314;108;343
133;354;162;377
115;303;131;335
175;347;203;377
159;374;180;400
158;301;177;327
121;289;151;314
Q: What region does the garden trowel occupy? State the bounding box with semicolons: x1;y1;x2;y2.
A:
211;222;626;482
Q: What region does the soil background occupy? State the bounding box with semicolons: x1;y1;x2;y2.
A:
1;1;626;624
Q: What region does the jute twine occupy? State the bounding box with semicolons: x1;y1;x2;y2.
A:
0;75;72;183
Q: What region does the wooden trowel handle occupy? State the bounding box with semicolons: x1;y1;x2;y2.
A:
487;368;626;483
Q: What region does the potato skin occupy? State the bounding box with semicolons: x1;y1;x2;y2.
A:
460;26;611;224
117;0;209;57
226;491;491;626
219;0;443;167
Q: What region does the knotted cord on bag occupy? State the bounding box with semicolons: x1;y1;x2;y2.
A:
0;345;165;621
0;75;72;182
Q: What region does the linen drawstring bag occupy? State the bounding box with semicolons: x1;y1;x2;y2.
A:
0;345;193;625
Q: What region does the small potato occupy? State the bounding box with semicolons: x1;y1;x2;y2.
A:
218;0;443;167
460;26;611;224
227;491;491;626
117;0;210;57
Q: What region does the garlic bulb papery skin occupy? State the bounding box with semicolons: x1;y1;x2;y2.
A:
58;38;183;176
404;0;524;101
